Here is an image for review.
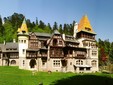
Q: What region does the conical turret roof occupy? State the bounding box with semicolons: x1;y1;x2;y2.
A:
78;15;95;34
17;18;28;33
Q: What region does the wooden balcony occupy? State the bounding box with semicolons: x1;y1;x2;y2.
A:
50;54;64;58
26;55;37;58
74;54;86;59
38;54;47;57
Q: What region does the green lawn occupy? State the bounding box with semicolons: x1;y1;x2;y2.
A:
0;66;74;85
0;66;113;85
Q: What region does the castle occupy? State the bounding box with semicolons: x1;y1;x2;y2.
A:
0;15;98;73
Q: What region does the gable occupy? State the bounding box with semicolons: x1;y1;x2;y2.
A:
48;34;65;47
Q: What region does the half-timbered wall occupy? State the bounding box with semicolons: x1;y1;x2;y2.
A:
28;33;41;49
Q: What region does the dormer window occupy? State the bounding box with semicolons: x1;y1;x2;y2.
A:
22;31;26;33
85;27;91;31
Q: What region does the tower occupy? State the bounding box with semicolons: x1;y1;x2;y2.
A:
73;22;78;38
17;18;29;69
76;15;99;72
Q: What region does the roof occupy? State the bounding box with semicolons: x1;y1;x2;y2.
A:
0;42;18;52
17;18;28;33
29;32;51;41
40;46;48;50
78;15;96;34
34;32;51;37
53;30;60;35
26;49;39;51
5;43;18;49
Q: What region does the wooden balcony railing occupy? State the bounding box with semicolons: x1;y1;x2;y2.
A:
74;54;86;59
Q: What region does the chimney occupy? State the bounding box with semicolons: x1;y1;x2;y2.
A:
62;34;65;40
73;22;78;38
4;40;6;45
13;39;16;43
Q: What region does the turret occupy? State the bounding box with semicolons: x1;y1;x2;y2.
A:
73;22;78;38
77;15;96;39
17;18;29;69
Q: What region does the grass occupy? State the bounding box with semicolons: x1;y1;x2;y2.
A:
0;66;113;85
0;66;74;85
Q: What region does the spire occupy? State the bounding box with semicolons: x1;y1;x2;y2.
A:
78;15;95;34
17;18;28;33
21;18;28;33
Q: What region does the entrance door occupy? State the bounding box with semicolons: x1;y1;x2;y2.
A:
61;60;67;72
29;59;36;68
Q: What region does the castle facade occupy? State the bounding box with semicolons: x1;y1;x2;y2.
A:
0;15;98;73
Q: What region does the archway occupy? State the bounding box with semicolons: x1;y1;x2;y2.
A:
29;59;36;68
11;60;16;65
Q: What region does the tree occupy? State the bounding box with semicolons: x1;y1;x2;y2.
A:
38;20;45;29
36;17;38;25
3;21;13;42
63;24;68;34
109;42;113;63
99;47;107;65
47;23;52;33
53;22;58;31
59;24;63;34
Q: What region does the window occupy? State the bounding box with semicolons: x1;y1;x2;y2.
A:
53;60;60;67
23;60;25;66
70;62;72;65
76;51;85;57
24;40;26;43
85;27;91;31
86;67;90;70
59;40;62;45
91;60;97;67
42;61;46;67
11;60;16;65
23;49;25;54
76;60;83;65
21;40;23;43
80;67;84;70
53;39;57;46
92;50;97;56
69;50;73;54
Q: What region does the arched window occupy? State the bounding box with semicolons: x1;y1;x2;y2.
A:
53;39;57;46
91;60;97;67
76;60;83;65
11;60;16;65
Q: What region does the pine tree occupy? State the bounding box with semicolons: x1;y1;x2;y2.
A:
38;20;45;29
53;22;58;31
36;17;38;25
59;24;63;34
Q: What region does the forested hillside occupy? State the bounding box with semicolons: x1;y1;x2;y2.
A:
98;39;113;65
0;13;113;66
0;13;74;42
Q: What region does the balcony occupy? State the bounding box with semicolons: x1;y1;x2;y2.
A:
74;54;86;59
26;54;37;58
38;54;47;57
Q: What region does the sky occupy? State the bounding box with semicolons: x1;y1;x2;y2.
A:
0;0;113;41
